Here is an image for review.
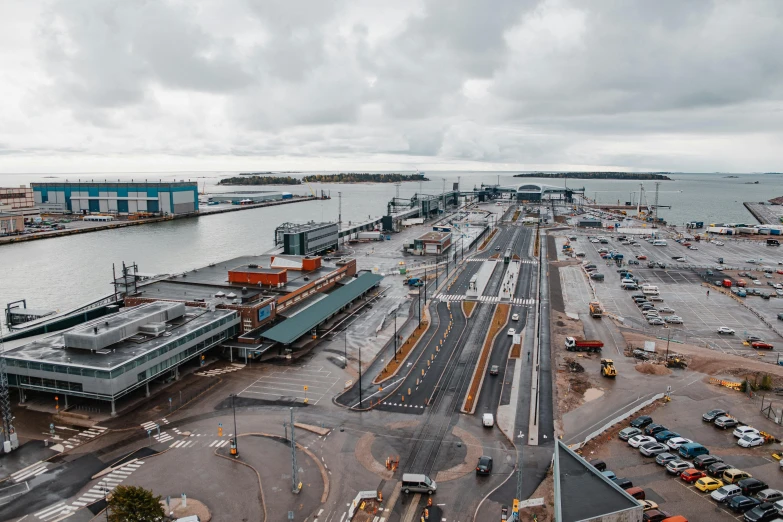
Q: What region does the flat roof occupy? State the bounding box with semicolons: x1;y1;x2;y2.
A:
261;273;382;345
163;254;345;293
7;308;55;316
555;440;640;522
417;231;451;241
133;280;269;304
230;265;287;274
3;305;236;370
31;181;196;188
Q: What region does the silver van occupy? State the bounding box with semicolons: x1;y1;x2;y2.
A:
401;473;437;494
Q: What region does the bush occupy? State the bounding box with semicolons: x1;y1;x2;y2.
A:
760;374;773;391
108;485;164;522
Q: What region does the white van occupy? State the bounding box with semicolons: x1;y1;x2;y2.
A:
483;413;495;427
642;286;659;295
652;240;667;246
401;473;437;494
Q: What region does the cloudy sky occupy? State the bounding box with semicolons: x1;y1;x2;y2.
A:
1;0;781;173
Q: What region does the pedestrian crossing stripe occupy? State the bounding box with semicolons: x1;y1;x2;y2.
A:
195;365;245;377
381;403;425;408
435;294;536;306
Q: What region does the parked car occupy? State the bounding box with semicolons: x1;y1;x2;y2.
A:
680;469;706;483
733;426;760;439
666;460;692;476
738;434;765;448
654;430;680;443
715;416;739;429
743;502;778;522
694;454;723;470
664;316;683;324
752;342;774;350
612;477;633;489
756;490;783;504
666;437;693;450
640;500;659;511
679;443;709;459
703;409;728;422
640;442;669;456
711;484;742;503
629;435;657;448
738;478;769;497
601;470;616;480
723;469;752;484
727;496;762;514
630;416;654;429
619;427;643;441
695;477;724;492
655;452;679;466
589;459;606;471
658;306;675;313
707;462;733;478
648;318;665;326
717;327;736;335
644;424;668;436
643;510;671;522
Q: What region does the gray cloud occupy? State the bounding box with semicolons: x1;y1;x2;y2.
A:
0;0;779;172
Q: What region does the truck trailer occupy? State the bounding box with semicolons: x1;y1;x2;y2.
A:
565;336;604;353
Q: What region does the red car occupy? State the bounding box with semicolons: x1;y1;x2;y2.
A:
636;255;648;260
752;341;774;350
682;242;692;247
680;469;706;483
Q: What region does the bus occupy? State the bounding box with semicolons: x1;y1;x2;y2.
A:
504;248;512;264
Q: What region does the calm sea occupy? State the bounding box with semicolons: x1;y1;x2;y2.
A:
0;171;779;317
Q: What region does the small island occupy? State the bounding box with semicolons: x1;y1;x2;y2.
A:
219;175;301;186
302;173;429;183
514;172;671;180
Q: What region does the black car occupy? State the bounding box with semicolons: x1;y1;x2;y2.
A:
495;246;501;251
612;477;633;489
743;502;777;522
739;478;769;497
643;424;667;436
476;456;493;475
694;454;723;470
589;459;607;472
630;416;653;429
631;294;646;299
728;496;761;513
707;462;733;478
702;409;727;422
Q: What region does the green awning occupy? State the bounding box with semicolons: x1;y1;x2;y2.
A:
261;273;382;345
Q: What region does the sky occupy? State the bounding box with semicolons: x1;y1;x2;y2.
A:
1;0;782;174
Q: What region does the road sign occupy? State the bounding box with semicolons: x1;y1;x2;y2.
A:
513;499;519;512
303;385;308;391
219;422;223;427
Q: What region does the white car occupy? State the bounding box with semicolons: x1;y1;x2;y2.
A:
747;259;758;264
738;433;765;448
714;241;724;246
511;313;519;321
649;295;664;302
628;435;656;448
689;246;698;250
507;328;516;336
753;280;762;285
659;306;675;313
717;327;735;335
664;316;683;324
733;426;760;439
590;239;599;243
482;413;495;427
666;437;693;450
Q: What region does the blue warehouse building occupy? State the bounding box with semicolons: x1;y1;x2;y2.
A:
31;181;199;216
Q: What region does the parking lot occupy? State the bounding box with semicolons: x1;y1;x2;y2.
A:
238;365;341;405
567;231;783;355
588;386;782;522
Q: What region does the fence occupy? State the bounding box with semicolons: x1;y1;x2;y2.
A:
569;393;665;450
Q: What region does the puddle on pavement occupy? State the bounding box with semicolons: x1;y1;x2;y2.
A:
584;388;604;402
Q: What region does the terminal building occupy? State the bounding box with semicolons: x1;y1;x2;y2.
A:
2;302;239;414
405;230;452;255
31;181;199;216
275;221;339;255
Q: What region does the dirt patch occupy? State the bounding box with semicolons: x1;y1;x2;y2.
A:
518;468;554;522
621;329;783;385
551;310;597;418
463;304;510;412
576;399;667;458
479;228;498;251
551;259;582;268
385;420;420;430
433;427;484;482
583;388;604;402
374;320;430;383
355;433;393;479
462;301;476;317
634;362;673;376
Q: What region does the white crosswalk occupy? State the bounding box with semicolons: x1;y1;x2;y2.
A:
195;363;245;377
69;460;145;513
435;293;536;306
11;461;48;483
59;426;108;451
381;402;425;408
34;501;78;521
208;439;231;448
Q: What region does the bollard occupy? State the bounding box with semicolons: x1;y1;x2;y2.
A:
416;378;420;386
408;388;411;395
427;360;430;367
401;395;405;402
431;354;434;360
421;369;425;376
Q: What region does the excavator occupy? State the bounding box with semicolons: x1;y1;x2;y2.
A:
665;356;688;369
600;359;618;378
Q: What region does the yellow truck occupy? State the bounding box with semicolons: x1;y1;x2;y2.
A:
601;359;617;378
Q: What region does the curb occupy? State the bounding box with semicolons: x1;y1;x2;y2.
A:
213;448;268;522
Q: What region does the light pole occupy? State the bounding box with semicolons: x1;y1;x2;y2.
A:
344;328;348;365
102;480;110;522
230;393;239;457
394;313;398;362
665;326;671;361
358;345;363;408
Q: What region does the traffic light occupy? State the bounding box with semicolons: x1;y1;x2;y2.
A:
512;499;519;512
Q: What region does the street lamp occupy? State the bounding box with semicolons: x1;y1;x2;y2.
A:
394;312;398;362
358;345;363;408
102;480;110;522
230;394;239;457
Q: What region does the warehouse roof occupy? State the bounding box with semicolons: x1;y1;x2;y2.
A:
261;273;382;345
554;440;640;522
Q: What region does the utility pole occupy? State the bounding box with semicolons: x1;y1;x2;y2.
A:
394;313;398;362
230;394;239;457
417;283;422;326
344;328;348;365
289;408;300;493
424;265;428;303
0;321;15;453
338;191;342;226
358;345;363;407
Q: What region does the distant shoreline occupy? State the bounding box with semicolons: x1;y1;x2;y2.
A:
514;172;671;180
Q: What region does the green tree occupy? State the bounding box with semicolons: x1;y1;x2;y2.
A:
108;485;164;522
760;374;773;391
